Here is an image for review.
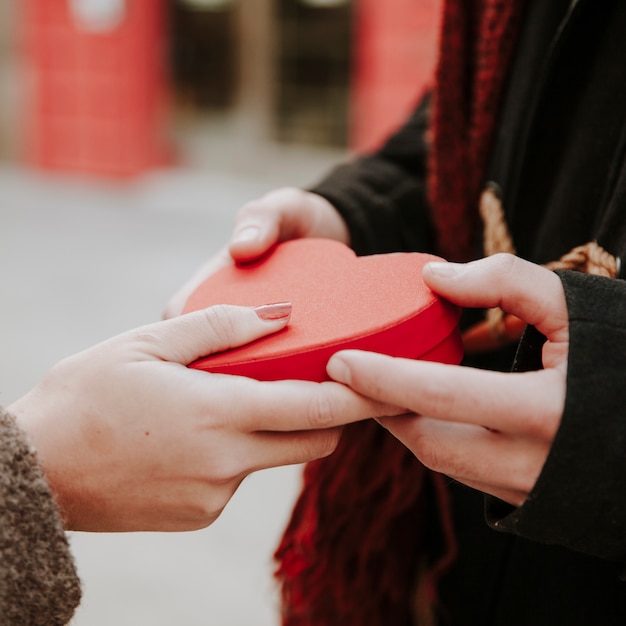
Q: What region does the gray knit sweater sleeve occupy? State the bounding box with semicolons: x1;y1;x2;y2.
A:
0;407;81;625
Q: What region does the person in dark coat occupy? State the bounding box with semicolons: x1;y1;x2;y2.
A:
169;0;626;623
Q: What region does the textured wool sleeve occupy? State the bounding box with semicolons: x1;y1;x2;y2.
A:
310;94;436;257
0;407;81;625
486;270;626;564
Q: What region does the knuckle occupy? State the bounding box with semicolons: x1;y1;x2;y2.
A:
300;429;341;461
185;496;228;530
370;400;398;418
304;393;338;430
201;305;238;343
420;380;455;420
204;454;242;487
490;252;519;270
414;431;444;471
488;252;521;283
117;325;173;359
127;329;160;348
319;428;342;456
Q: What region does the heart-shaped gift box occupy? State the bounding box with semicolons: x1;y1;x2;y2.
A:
183;239;463;381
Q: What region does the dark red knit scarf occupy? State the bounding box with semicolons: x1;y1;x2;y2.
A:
274;2;526;625
429;0;527;262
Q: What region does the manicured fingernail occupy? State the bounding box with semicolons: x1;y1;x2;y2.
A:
254;302;292;321
232;226;260;246
425;261;463;278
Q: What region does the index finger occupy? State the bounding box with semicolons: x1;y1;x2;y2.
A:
326;350;564;436
423;254;568;339
204;374;400;433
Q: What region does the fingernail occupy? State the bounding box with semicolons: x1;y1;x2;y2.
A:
254;302;292;321
326;354;351;385
425;261;463;278
232;226;260;246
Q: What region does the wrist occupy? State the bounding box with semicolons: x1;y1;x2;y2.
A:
9;392;76;529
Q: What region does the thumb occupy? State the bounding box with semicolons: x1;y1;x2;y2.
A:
228;187;315;263
132;302;292;365
229;202;282;263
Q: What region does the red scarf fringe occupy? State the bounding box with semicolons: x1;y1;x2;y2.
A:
275;422;456;625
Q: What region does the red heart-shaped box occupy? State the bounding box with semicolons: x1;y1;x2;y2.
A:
183;239;463;381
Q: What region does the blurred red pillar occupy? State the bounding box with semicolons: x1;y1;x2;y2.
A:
350;0;441;153
20;0;171;178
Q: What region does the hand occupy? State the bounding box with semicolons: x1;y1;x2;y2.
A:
164;187;349;318
10;303;391;532
326;254;569;507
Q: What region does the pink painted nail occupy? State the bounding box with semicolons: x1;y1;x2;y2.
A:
253;302;292;321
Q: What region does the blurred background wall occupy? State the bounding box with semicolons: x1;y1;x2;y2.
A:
5;0;440;177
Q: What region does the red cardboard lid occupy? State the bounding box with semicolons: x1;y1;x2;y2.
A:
183;239;463;381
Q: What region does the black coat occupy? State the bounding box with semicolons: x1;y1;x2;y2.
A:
312;0;626;623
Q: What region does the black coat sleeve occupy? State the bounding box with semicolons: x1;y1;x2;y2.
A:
486;270;626;564
310;94;436;256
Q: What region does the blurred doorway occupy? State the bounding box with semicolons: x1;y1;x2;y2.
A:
170;0;352;147
170;1;239;111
